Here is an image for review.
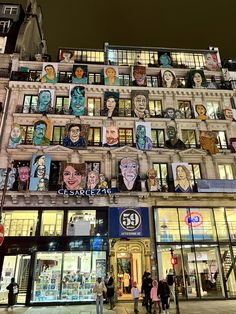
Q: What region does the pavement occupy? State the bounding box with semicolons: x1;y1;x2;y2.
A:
0;300;236;314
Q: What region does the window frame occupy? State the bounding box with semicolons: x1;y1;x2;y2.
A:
88;127;101;146
119;128;133;146
151;129;165;148
153;162;169;192
181;129;197;148
119;99;132;117
22;95;38;113
87;97;101;116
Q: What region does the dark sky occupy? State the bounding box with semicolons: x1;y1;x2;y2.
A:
2;0;236;62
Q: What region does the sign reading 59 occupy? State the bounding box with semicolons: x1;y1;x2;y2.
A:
185;211;203;227
120;209;141;231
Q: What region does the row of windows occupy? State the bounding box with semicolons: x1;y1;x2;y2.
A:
18;125;228;149
21;95;225;120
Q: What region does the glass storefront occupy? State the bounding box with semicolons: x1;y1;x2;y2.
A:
32;251;106;302
154;207;236;299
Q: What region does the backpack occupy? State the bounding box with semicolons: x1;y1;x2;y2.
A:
13;285;18;295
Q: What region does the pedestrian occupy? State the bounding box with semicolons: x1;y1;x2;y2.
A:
6;277;19;311
158;279;170;314
93;277;107;314
150;280;161;314
142;272;153;313
167;269;175;302
107;272;115;310
131;281;140;313
141;271;147;306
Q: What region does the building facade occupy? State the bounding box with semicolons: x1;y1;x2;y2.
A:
0;43;236;305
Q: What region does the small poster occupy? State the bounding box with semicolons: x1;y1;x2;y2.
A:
172;162;193;192
29;154;51;192
41;63;58;84
96;259;106;278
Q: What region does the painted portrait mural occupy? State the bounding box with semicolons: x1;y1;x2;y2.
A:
72;64;88;84
29;154;51;192
164;107;176;119
188;69;207;89
132;65;147;87
17;165;30;191
131;90;149;119
135;121;152;150
32;119;51;146
172;162;193;193
204;53;219;71
8;123;23;148
0;168;17;190
146;168;161;192
36;89;55;114
102;91;119;118
165;125;186;150
103;125;119;147
69;85;85;116
63;123;89;148
118;157;141;192
60;50;74;63
194;104;209;121
199;131;219;154
41;63;58;84
158;52;172;68
161;69;177;88
104;66;120;86
86;170;100;189
224;108;235;121
60;162;86;190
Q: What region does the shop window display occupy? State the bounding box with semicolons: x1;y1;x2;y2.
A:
40;211;63;236
67;210;96;236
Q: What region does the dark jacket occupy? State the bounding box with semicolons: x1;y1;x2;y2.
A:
142;277;153;295
158;280;170;298
106;276;114;298
6;282;19;306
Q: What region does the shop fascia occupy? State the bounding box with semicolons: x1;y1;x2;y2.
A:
57;187;118;196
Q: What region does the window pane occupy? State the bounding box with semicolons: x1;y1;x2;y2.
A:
2;211;38;236
41;211;63;236
154;208;180;241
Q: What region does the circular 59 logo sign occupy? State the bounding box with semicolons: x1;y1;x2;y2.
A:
185;211;203;227
119;209;141;231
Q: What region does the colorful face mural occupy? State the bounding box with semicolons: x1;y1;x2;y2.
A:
135;122;152;150
87;170;100;189
146;168;160;192
199;131;219;154
72;64;88;84
161;69;177;88
61;162;86;190
41;63;58;84
165;125;186;150
63;123;89;148
69;85;85;116
60;50;74;63
207;76;219;89
103;125;119;147
132;65;147;87
204;53;219;71
224;108;234;121
8;123;23;148
98;174;108;189
104;66;120;86
230;138;236;153
29;154;51;192
164;107;176;119
17;165;30;191
0;168;17;190
159;52;172;68
37;89;54;114
172;162;193;193
131;90;149;119
194;104;209;121
103;91;119;118
189;69;207;89
118;157;141;192
33;119;51;146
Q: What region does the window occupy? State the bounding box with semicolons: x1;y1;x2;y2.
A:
41;211;63;236
218;164;234;179
119;99;132;117
149;100;162;117
0;20;10;33
153;163;168;191
119;74;130;86
189;163;201;190
22;95;38;113
88;127;101;146
87;97;101;116
85;162;101;173
55;96;69;114
206;101;221;119
21;125;34;144
147;76;158;87
171;52;205;69
151;129;165;148
4;6;17;14
29;70;41;82
215;131;228;149
58;71;72;83
3;211;38;236
88;73;101;84
178;100;192;118
182;130;197;148
119;128;133;146
52;126;64;145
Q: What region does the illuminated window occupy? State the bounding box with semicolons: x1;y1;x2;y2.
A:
41;211;63;236
215;131;228;149
218;164;234;179
149;100;162;117
4;6;17;14
119;128;133;146
226;208;236;240
85;161;101;173
119;99;131;117
178;100;193;118
87;97;101;116
206;101;221;119
154;208;180;242
21;125;34;144
52;126;64;145
119;74;129;86
189;163;201;189
88;73;101;84
55;96;69;114
147;76;158;87
182;130;197;148
88;127;101;146
153;163;168;192
151;129;165;148
22;95;38;113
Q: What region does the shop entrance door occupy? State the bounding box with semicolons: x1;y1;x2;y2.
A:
0;254;31;304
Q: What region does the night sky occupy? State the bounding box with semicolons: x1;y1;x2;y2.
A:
1;0;236;62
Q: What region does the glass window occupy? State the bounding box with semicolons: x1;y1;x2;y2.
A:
153;163;168;191
149;100;162;117
41;211;63;236
88;128;101;146
119;99;132;117
85;162;100;173
119;74;130;86
206;101;221;119
87;97;101;116
151;129;165;148
226;208;236;240
2;210;38;236
119;128;133;146
52;126;64;145
55;97;69;114
182;130;197;148
218;164;234;179
147;76;158;87
23;95;38;113
4;6;17;14
88;73;101;84
213;208;228;240
189;163;201;190
154;208;180;242
178;100;192;118
29;70;41;82
215;131;228;149
58;71;72;83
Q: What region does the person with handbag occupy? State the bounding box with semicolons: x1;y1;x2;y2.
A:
93;277;107;314
6;277;19;311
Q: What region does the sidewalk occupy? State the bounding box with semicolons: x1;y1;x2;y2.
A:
0;300;235;314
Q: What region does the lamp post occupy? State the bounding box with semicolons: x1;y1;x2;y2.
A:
170;248;180;314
